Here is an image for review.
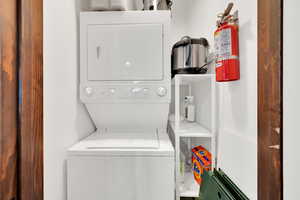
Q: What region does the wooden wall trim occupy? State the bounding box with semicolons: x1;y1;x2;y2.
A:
19;0;43;199
0;1;18;200
258;0;283;199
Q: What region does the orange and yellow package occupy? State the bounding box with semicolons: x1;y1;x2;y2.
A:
191;146;212;185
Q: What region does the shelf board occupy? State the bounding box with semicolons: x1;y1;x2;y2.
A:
170;121;212;138
172;74;215;85
179;172;200;197
175;73;214;78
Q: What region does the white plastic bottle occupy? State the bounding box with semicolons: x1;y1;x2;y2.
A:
184;96;195;122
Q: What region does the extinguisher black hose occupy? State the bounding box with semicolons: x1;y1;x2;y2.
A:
195;58;216;72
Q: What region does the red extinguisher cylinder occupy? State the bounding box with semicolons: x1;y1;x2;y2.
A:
215;23;240;82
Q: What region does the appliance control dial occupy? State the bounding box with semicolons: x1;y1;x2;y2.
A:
157;87;167;97
131;87;142;94
85;87;94;96
109;88;116;94
143;88;149;95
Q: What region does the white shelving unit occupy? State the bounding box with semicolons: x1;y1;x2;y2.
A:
179;171;200;197
168;74;216;200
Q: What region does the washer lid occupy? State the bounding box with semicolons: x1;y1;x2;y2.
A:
68;131;174;157
81;131;159;149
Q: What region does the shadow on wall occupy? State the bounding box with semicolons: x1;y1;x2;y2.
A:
59;2;96;199
221;18;255;135
75;0;96;138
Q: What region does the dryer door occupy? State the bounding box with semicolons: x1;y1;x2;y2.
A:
87;24;163;81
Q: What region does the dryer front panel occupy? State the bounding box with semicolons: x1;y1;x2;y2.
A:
87;24;164;81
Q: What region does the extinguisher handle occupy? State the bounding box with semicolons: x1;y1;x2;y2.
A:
224;3;234;16
221;3;234;21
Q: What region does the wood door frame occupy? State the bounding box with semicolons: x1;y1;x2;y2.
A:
16;0;284;198
0;0;284;199
0;0;44;199
258;0;283;199
19;0;43;200
0;1;18;200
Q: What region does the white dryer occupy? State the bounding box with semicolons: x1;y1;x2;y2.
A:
67;11;174;200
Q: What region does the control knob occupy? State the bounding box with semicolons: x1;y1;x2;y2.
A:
109;88;116;95
131;87;142;95
85;87;94;96
157;87;167;97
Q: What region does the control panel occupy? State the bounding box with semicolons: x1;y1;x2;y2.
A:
81;85;170;102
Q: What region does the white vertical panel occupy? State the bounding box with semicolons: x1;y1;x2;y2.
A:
170;0;191;44
283;1;300;199
43;1;95;200
216;1;257;199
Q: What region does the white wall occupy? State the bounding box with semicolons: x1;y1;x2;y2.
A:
170;0;189;44
178;1;257;199
221;2;257;199
217;1;257;199
283;1;300;199
44;1;95;200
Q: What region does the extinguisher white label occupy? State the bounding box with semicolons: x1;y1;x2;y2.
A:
216;62;223;68
215;28;232;60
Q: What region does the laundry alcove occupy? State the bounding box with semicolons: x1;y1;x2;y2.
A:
44;1;258;200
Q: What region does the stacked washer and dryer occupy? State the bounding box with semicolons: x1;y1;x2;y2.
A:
67;11;174;200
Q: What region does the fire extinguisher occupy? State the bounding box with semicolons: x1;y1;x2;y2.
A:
215;3;240;82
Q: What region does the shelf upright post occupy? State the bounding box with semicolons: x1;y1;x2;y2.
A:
175;76;181;130
174;75;181;200
211;75;216;168
175;134;180;200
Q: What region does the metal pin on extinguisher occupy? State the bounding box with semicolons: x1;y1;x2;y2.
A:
215;3;240;82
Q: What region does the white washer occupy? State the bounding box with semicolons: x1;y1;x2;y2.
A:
67;11;174;200
68;131;174;200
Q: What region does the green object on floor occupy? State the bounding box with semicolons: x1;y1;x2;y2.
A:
196;169;249;200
